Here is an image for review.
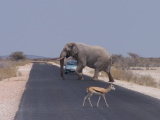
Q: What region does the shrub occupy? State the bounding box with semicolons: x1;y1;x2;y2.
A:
111;67;124;80
0;60;30;81
0;67;17;80
138;75;157;87
9;51;26;61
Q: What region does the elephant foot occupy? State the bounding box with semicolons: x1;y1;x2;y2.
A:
77;77;84;80
108;77;114;82
109;80;114;82
92;77;98;80
108;73;114;82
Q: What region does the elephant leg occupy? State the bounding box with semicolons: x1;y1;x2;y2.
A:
75;65;84;80
104;66;114;82
93;61;102;80
92;68;100;80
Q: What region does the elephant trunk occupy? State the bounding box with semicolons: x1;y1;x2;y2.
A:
60;58;65;79
59;51;67;79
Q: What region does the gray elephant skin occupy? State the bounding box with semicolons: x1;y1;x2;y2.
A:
59;42;114;82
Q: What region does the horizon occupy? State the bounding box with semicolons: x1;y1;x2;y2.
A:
1;53;160;59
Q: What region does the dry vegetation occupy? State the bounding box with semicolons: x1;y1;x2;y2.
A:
110;68;158;88
112;53;160;88
0;60;31;81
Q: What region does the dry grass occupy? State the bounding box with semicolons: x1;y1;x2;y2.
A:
110;68;158;88
0;67;17;80
0;60;31;81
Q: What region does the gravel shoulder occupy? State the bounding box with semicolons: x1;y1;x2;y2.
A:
0;63;33;120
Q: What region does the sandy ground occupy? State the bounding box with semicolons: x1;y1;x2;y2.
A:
0;63;33;120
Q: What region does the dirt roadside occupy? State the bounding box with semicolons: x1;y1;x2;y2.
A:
0;63;33;120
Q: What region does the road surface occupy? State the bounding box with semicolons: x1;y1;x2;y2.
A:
15;63;160;120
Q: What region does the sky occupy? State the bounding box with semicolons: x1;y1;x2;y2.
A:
0;0;160;58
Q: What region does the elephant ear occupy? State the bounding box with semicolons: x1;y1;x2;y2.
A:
71;44;78;57
65;43;71;51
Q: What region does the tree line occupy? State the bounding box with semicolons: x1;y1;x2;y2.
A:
112;52;160;70
1;51;160;70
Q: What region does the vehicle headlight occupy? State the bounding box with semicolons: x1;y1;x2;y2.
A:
73;67;77;70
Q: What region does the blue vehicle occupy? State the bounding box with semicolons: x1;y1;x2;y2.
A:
64;60;77;74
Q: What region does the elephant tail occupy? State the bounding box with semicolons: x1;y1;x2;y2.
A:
108;57;113;65
106;58;115;82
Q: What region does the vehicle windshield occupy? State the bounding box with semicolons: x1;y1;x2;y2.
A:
66;61;77;65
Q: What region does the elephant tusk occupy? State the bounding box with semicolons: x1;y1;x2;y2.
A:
57;57;64;61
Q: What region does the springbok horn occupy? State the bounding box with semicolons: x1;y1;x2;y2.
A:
57;57;64;61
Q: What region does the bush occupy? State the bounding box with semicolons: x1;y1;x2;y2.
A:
110;68;124;80
138;75;157;87
9;51;26;61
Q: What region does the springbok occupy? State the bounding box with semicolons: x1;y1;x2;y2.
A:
82;84;115;107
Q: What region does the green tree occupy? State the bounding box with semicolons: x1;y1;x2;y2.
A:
9;51;26;61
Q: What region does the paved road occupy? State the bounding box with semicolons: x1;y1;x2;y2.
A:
15;63;160;120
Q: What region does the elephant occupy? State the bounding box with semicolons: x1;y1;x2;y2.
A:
58;42;114;82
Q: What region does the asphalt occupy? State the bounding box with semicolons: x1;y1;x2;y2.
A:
14;63;160;120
